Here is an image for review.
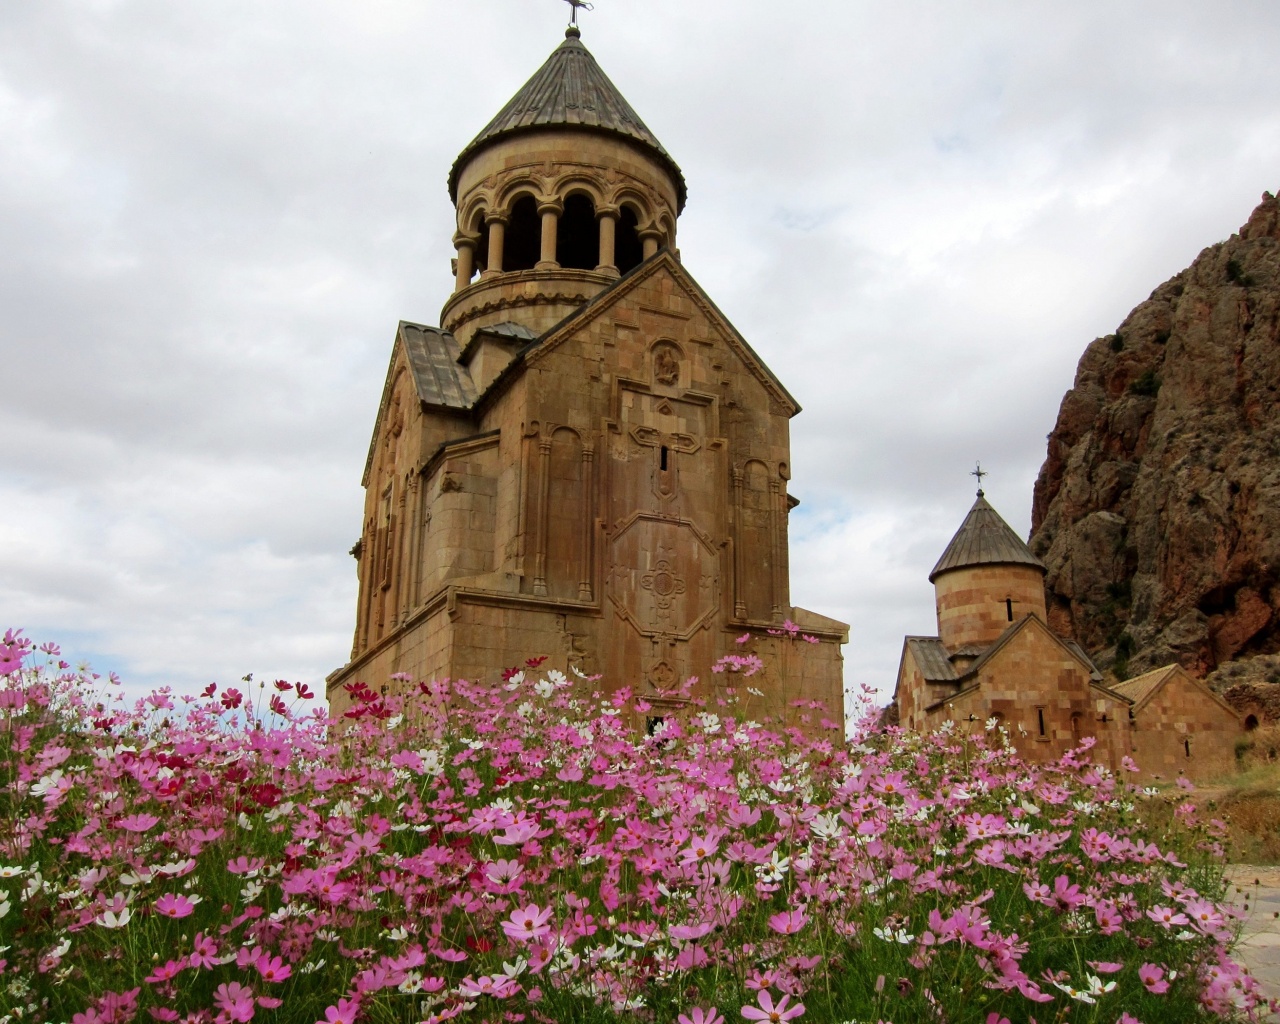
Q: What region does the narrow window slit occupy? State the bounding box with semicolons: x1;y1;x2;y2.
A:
660;445;669;471
1006;598;1013;621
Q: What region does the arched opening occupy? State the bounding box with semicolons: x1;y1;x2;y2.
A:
504;196;541;272
471;210;489;278
557;193;599;270
1244;714;1259;731
616;205;644;273
1184;738;1192;758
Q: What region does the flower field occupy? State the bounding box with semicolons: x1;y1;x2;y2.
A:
0;628;1275;1024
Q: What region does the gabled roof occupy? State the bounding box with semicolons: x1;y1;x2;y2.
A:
930;491;1047;582
449;28;686;211
401;323;477;410
516;249;801;416
361;322;478;487
1110;665;1179;710
905;637;959;683
1111;663;1241;719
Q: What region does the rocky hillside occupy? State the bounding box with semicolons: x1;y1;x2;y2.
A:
1030;192;1280;682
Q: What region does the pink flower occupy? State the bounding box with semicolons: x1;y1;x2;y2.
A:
154;894;199;919
213;982;256;1023
317;998;360;1024
680;1009;725;1024
189;933;219;969
221;688;244;710
1146;905;1189;929
458;974;519;998
986;1014;1010;1024
741;991;804;1022
144;960;184;984
116;813;160;833
254;953;292;983
767;908;809;935
501;902;553;943
1138;963;1170;995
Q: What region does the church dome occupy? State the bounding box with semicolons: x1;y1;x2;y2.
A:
929;492;1046;582
448;27;686;212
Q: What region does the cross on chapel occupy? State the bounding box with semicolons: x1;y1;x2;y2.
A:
562;0;593;26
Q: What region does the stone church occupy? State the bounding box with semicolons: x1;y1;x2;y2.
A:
327;27;847;724
894;489;1243;779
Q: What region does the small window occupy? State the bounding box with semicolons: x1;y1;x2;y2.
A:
1184;738;1192;758
1037;707;1046;737
646;716;665;736
660;445;669;471
1005;598;1014;622
1244;714;1259;731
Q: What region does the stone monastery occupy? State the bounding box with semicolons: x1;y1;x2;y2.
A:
893;489;1243;779
327;27;847;724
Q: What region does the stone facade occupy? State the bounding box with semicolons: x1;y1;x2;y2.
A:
895;492;1243;779
327;29;848;730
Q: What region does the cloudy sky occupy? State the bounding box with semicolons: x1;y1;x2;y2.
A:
2;0;1278;705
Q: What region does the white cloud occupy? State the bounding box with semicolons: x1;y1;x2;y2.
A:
2;0;1278;704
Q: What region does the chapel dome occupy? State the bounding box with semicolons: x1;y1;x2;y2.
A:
448;27;687;212
929;491;1047;583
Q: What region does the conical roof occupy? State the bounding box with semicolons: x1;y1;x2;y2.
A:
929;492;1047;582
448;28;686;211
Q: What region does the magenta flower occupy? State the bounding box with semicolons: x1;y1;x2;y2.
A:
154;893;199;919
317;998;360;1024
501;902;553;942
767;908;809;935
213;982;255;1023
116;813;160;833
679;1009;725;1024
741;991;804;1022
144;960;184;984
254;953;292;983
1138;963;1170;994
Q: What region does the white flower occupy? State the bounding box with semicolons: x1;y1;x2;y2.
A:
501;957;528;977
873;926;915;944
545;669;568;687
155;859;196;877
46;938;71;960
516;701;535;719
298;958;326;975
385;926;410;941
810;812;842;840
0;900;10;919
0;867;24;879
119;868;153;887
504;671;525;689
97;908;132;929
534;680;556;699
241;881;264;903
30;770;65;798
1084;974;1116;998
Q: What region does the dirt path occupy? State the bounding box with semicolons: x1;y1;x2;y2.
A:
1225;865;1280;1018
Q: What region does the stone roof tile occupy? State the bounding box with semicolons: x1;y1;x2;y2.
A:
400;322;477;410
930;492;1047;582
449;28;686;210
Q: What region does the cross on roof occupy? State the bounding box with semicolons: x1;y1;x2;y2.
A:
562;0;593;26
972;461;987;496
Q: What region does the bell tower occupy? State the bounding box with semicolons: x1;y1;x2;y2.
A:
328;23;849;730
443;26;685;352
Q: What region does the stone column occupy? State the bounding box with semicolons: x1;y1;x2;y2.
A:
578;445;595;600
484;213;508;275
453;233;477;292
639;226;664;260
596;206;619;277
533;437;552;596
536;199;562;270
731;468;746;618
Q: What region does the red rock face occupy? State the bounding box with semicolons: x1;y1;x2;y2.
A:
1030;192;1280;680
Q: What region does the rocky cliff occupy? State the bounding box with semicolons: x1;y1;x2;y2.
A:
1030;192;1280;681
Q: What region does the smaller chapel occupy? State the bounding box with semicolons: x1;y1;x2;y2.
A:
894;488;1243;779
